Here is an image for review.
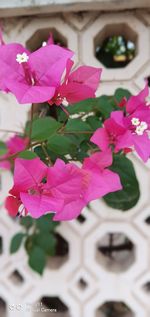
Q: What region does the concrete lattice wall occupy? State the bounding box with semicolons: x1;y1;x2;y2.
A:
1;7;150;317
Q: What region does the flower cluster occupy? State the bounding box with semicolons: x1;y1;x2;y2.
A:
0;34;150;221
91;83;150;162
5;152;121;220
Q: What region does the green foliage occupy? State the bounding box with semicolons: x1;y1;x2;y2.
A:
114;88;131;103
47;134;76;155
103;154;140;210
27;117;62;141
0;141;7;156
10;233;26;253
19;150;37;159
28;246;46;275
10;214;59;275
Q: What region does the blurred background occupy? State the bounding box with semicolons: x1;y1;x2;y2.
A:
0;0;150;316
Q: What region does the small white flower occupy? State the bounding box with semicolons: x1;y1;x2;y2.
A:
16;52;29;64
135;126;144;135
42;41;47;47
131;117;140;126
140;121;148;131
62;98;69;107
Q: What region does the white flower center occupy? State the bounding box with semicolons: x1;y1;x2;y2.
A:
131;117;148;135
135;126;145;135
131;117;140;126
62;98;69;107
140;121;148;130
16;52;29;64
42;41;47;47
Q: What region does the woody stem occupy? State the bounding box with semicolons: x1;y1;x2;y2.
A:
28;104;34;147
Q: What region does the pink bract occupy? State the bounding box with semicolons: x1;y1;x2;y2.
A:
0;43;73;103
91;83;150;162
5;155;122;221
49;59;102;106
0;135;28;170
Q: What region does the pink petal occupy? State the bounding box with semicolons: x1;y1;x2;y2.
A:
69;65;102;91
83;149;113;171
20;193;64;218
7;135;28;154
53;199;86;221
0;160;11;170
5;196;20;217
6;79;56;104
126;82;149;114
29;45;73;87
64;59;74;83
132;133;150;162
90;128;109;151
83;169;122;203
0;43;30;90
10;158;48;196
59;82;95;104
115;130;133;152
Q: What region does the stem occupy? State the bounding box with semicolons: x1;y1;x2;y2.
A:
0;129;22;134
28;104;34;147
61;131;93;135
41;143;52;166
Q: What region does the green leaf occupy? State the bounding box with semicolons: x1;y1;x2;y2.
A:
10;233;26;253
95;95;115;118
27;117;62;141
68;98;98;114
20;216;33;229
65;118;92;133
36;214;59;232
35;233;57;256
103;154;140;210
86;116;102;129
28;246;46;275
18;150;37;159
47;134;76;155
0;141;7;156
114;88;131;103
34;146;46;162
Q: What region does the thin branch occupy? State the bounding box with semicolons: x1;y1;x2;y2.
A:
28;103;34;147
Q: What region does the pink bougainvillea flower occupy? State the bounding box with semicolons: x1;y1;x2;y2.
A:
5;157;86;219
49;154;122;221
91;83;150;162
0;135;28;170
5;157;62;218
49;59;102;107
0;43;73;103
82;149;122;202
5;155;122;221
45;159;89;221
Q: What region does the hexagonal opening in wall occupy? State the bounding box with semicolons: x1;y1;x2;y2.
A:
33;296;70;317
47;233;69;270
96;301;134;317
96;232;135;273
9;269;24;286
142;281;150;295
26;28;67;52
77;277;88;291
94;23;137;68
0;297;7;317
146;76;150;87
